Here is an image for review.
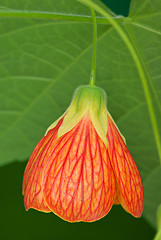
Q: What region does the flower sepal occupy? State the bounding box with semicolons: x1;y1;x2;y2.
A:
46;85;108;147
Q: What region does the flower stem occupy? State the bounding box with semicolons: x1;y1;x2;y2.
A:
89;7;97;86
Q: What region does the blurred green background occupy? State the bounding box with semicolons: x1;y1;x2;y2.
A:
0;0;155;240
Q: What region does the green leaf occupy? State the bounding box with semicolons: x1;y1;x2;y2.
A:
0;0;113;165
0;0;161;228
129;0;161;18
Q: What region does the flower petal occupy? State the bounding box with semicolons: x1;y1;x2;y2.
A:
22;117;64;212
43;113;116;222
107;113;144;217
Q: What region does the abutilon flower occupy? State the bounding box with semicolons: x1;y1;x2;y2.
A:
23;85;144;222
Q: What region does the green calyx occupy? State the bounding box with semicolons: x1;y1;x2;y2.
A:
56;85;108;147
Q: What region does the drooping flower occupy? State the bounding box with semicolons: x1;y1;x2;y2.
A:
22;85;144;222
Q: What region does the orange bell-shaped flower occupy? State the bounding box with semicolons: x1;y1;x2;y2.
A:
23;85;144;222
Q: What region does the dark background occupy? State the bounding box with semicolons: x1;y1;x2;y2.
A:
102;0;131;16
0;1;155;240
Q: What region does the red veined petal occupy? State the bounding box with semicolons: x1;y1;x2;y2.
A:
107;113;144;217
22;117;63;212
43;113;116;222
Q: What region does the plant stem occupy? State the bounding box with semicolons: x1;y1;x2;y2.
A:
89;7;97;86
78;0;161;163
0;10;124;24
